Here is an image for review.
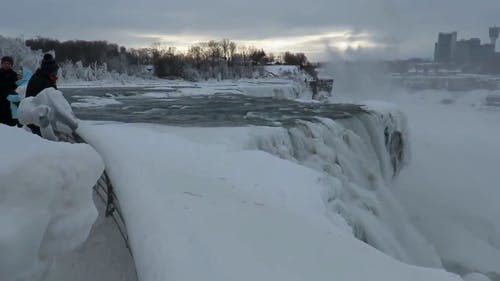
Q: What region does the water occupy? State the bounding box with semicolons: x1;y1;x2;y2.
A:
63;87;364;127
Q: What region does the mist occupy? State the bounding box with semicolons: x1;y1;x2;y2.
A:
321;39;500;280
319;44;393;102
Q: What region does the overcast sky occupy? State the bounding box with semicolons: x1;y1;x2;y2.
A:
1;0;498;61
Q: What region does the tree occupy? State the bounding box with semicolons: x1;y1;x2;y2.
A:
283;52;308;66
220;38;230;60
282;51;317;78
24;36;316;80
267;52;276;64
229;41;237;62
249;48;266;65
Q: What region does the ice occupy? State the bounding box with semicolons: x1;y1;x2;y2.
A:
70;96;122;108
0;48;496;280
333;87;500;280
0;125;104;281
1;33;487;280
246;111;441;268
18;88;79;140
464;273;493;281
76;121;460;281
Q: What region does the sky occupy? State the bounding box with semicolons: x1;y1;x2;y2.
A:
1;0;498;61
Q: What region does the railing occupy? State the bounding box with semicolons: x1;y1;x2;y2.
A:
72;133;134;259
93;170;133;257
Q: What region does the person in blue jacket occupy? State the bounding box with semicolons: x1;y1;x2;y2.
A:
0;56;22;126
6;69;32;127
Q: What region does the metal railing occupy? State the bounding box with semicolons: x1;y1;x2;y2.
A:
72;133;134;258
93;170;133;257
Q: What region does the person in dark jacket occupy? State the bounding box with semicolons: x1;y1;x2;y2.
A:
25;54;59;135
26;53;59;98
0;56;22;126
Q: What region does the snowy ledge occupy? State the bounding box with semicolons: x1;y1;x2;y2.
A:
73;106;460;281
1;100;463;281
0;125;104;281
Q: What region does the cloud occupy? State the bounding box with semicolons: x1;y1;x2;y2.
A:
1;0;498;60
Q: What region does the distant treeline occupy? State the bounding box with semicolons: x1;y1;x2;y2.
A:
25;38;317;80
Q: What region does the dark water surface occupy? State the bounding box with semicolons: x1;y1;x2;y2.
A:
63;87;364;127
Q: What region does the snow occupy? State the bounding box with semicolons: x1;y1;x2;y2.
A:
76;122;460;281
333;86;500;280
18;88;79;141
388;90;500;280
239;114;441;267
44;195;137;281
264;65;301;77
2;65;499;281
464;273;493;281
0;125;104;281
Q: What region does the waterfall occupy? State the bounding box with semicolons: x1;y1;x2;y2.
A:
248;106;443;268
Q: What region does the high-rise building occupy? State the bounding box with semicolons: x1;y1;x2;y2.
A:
434;32;457;62
489;27;499;49
434;28;498;64
433;27;500;73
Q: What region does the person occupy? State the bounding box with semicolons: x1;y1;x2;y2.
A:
0;56;22;126
25;54;59;135
26;53;59;98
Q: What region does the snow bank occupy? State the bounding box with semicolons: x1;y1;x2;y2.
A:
0;125;104;281
77;122;460;281
464;273;493;281
18;88;79;141
44;193;138;281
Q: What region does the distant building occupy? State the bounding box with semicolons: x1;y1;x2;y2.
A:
454;38;495;63
434;32;457;63
489;27;499;47
454;38;479;63
433;27;500;73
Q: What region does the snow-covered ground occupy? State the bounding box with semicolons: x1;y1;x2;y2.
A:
75;121;459;281
2;74;499;281
0;125;104;281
